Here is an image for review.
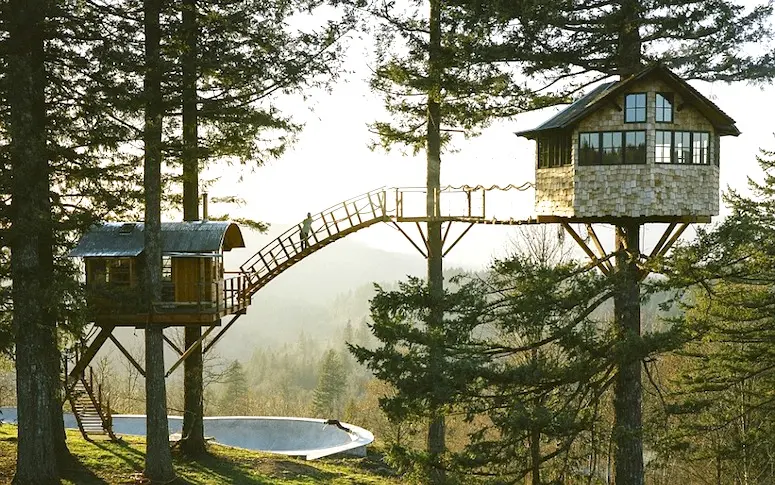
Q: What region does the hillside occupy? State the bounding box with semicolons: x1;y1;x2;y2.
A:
0;425;401;485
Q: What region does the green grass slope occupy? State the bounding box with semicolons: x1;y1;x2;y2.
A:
0;425;400;484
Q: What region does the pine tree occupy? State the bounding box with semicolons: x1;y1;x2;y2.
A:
658;140;775;482
6;0;61;482
312;350;348;418
143;0;176;480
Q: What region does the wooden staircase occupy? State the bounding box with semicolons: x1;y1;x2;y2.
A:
65;360;117;441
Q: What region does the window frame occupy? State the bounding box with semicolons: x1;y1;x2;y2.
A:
624;93;647;123
578;130;647;166
537;133;572;168
655;92;674;123
654;130;711;165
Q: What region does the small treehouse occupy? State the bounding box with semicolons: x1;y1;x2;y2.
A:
516;64;739;222
69;221;247;326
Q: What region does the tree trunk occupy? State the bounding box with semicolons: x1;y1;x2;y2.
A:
615;0;642;77
530;425;541;485
8;0;62;483
612;222;643;485
426;0;445;482
143;0;176;481
180;0;207;457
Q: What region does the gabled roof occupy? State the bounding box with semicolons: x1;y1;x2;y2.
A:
516;64;740;139
69;221;245;258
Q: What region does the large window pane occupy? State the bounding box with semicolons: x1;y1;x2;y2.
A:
655;131;671;163
624;131;646;164
602;132;623;164
693;132;709;164
674;131;692;163
579;133;600;165
655;93;673;123
625;93;646;122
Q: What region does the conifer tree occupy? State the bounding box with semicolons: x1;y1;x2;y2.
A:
313;349;348;417
6;0;60;482
361;2;775;483
657;140;775;482
143;0;176;480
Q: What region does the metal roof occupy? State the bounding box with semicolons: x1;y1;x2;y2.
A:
516;64;740;139
69;221;245;258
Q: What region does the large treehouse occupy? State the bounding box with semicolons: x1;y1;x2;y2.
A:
516;64;739;222
70;221;247;326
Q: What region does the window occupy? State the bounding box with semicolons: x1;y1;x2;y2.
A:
538;134;572;168
579;131;646;165
624;131;646;164
656;131;671;164
655;93;673;122
655;130;711;165
674;131;691;164
625;93;646;123
579;133;601;166
602;132;623;164
693;132;709;164
107;258;131;285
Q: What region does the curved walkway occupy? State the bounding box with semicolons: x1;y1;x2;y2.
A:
239;185;534;297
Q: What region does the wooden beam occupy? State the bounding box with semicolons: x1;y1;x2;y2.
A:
415;222;431;255
585;223;614;273
390;221;428;258
67;325;116;388
162;333;183;356
165;323;220;377
561;222;610;276
656;223;690;259
202;313;244;355
108;334;146;377
442;223;475;258
649;222;678;259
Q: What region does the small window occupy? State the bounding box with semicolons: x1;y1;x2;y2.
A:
538;134;571;168
602;132;623;165
656;131;672;164
579;133;601;166
674;131;692;164
625;93;646;123
655;93;673;123
624;131;646;164
693;132;709;164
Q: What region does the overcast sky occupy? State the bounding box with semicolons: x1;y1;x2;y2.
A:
207;29;775;270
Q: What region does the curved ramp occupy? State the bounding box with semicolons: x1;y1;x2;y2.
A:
239;185;535;298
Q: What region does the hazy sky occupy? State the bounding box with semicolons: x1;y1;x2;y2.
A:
210;30;775;270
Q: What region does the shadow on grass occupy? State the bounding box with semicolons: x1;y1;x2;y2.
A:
173;447;339;485
58;452;111;485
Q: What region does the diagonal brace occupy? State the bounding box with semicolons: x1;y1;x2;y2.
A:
165;323;219;377
562;222;610;276
442;223;475;258
203;313;244;355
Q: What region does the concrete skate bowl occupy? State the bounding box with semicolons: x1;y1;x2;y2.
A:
0;408;373;460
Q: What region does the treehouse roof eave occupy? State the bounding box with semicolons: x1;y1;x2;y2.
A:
515;63;741;140
68;221;245;258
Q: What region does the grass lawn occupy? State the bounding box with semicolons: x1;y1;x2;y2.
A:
0;425;401;484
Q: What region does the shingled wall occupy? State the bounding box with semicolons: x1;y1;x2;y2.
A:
534;77;720;218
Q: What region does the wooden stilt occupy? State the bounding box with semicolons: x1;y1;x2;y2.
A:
163;334;183;356
585;223;614;273
108;334;146;377
390;221;428;258
166;323;219;377
561;222;610;276
202;313;244;355
442;223;475;257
